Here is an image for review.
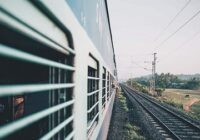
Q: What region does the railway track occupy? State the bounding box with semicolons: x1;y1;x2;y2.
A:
121;84;200;140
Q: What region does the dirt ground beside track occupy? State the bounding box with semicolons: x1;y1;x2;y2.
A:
107;92;130;140
107;91;147;140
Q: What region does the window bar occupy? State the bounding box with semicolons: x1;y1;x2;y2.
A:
87;89;101;96
40;115;74;140
102;67;106;110
102;101;106;108
0;83;75;97
64;130;75;140
107;72;110;101
87;101;99;113
48;67;54;132
87;77;101;80
52;67;56;139
57;65;60;139
0;7;75;55
0;44;75;71
102;88;106;108
87;57;99;134
102;94;106;100
63;58;68;138
87;112;99;130
0;8;75;140
0;100;75;139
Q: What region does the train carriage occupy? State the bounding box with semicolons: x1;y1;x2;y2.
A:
0;0;117;140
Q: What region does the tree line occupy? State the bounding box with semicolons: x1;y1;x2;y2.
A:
134;73;200;90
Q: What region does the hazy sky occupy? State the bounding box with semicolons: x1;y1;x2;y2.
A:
108;0;200;80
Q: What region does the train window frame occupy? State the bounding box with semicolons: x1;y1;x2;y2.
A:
110;74;114;96
87;54;100;135
0;3;75;139
107;72;110;101
102;67;107;110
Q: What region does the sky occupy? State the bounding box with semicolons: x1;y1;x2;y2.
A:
107;0;200;80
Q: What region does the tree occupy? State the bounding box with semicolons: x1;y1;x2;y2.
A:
184;78;200;89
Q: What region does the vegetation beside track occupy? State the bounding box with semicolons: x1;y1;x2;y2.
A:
108;90;146;140
118;93;129;112
122;85;200;139
126;75;200;121
158;89;200;121
126;80;200;121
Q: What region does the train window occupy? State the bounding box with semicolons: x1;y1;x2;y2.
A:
110;75;114;95
87;55;99;135
107;72;110;101
102;67;107;110
0;9;75;140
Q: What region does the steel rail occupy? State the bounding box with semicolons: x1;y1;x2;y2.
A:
121;84;200;139
122;85;181;140
126;86;200;131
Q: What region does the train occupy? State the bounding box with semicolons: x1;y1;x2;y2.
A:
0;0;117;140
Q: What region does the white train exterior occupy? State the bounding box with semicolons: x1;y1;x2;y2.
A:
0;0;117;140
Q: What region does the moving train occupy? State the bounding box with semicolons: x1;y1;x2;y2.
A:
0;0;117;140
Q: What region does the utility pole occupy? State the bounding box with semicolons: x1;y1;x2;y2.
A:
152;53;157;93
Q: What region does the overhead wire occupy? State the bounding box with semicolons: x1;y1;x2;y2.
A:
131;60;152;72
154;0;192;42
159;29;200;62
116;52;152;57
153;8;200;51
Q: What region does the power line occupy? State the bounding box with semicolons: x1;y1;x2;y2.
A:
131;61;152;72
153;8;200;51
131;61;146;69
154;0;191;42
160;29;200;62
116;52;152;57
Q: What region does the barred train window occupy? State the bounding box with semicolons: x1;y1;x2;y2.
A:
107;72;110;101
102;67;106;109
87;55;99;134
110;75;114;96
0;17;75;139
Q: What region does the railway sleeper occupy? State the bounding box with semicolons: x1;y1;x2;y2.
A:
174;131;200;135
169;128;196;133
163;122;189;126
167;125;191;128
165;138;174;140
179;135;200;140
161;120;185;123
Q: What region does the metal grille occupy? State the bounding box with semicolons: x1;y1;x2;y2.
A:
110;75;114;96
102;67;106;110
107;72;110;101
0;4;75;140
87;59;99;134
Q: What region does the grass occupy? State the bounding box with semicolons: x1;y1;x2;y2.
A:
189;102;200;120
165;89;200;96
158;88;200;120
124;122;145;140
118;92;129;112
118;92;146;140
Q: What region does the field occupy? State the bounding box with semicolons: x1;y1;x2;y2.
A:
158;88;200;120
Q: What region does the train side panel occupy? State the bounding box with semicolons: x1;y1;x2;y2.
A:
0;0;117;139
